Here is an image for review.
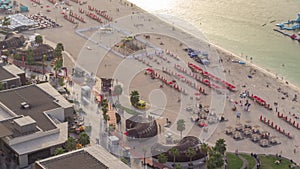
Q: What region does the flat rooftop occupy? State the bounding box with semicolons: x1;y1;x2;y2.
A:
0;123;12;138
0;85;60;131
0;65;15;81
39;150;108;169
37;145;131;169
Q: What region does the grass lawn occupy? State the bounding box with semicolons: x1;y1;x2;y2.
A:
226;152;243;169
240;153;256;169
259;155;294;169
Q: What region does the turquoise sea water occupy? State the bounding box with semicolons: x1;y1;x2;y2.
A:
128;0;300;87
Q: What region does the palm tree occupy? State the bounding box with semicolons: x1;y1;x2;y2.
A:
130;90;139;106
65;137;77;151
169;147;179;167
54;58;63;71
200;143;210;159
27;48;34;65
113;85;123;100
157;153;168;164
35;35;43;45
78;132;90;146
176;119;185;139
56;42;64;51
186;147;196;164
53;44;63;59
2;17;10;29
174;163;182;169
206;150;224;169
54;147;65;155
101;98;108;108
214;138;226;155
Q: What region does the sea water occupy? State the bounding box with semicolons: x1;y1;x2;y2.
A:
128;0;300;87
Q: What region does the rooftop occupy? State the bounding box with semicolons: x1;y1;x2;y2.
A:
40;150;108;169
7;13;37;30
14;116;36;127
0;123;12;138
0;64;15;81
2;63;24;76
0;85;60;131
37;145;131;169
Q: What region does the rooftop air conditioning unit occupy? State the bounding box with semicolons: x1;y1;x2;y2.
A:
21;102;30;109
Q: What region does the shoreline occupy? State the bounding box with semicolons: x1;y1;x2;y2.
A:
126;4;300;93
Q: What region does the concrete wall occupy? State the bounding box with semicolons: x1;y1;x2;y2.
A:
8;128;60;146
64;107;74;121
5;77;21;88
17;73;26;85
45;107;65;122
18;154;28;168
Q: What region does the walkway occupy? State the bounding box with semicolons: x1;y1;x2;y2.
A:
237;154;248;169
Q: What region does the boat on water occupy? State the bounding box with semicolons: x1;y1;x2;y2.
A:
276;13;300;30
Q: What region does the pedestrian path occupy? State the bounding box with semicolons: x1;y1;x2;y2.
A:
238;154;248;169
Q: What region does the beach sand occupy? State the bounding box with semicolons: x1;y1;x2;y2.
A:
15;0;300;165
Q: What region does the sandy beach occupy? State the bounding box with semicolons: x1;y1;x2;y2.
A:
15;0;300;165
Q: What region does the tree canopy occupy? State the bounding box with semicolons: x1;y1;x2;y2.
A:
169;147;179;166
214;138;227;155
157;153;168;164
54;147;65;155
113;85;123;96
130;90;139;106
206;150;224;169
65;137;77;151
35;35;43;44
176;119;185;139
78;132;90;146
186;147;196;163
27;48;35;64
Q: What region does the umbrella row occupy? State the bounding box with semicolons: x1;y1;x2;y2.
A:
248;94;272;110
134;56;152;67
277;112;300;129
260;115;293;139
31;0;41;5
85;12;103;23
145;55;162;65
48;0;56;4
65;1;71;6
154;52;169;62
79;8;85;14
162;67;207;95
165;49;180;61
64;15;77;24
69;0;86;5
88;5;113;21
176;64;222;92
69;11;86;23
188;62;236;91
145;68;188;95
